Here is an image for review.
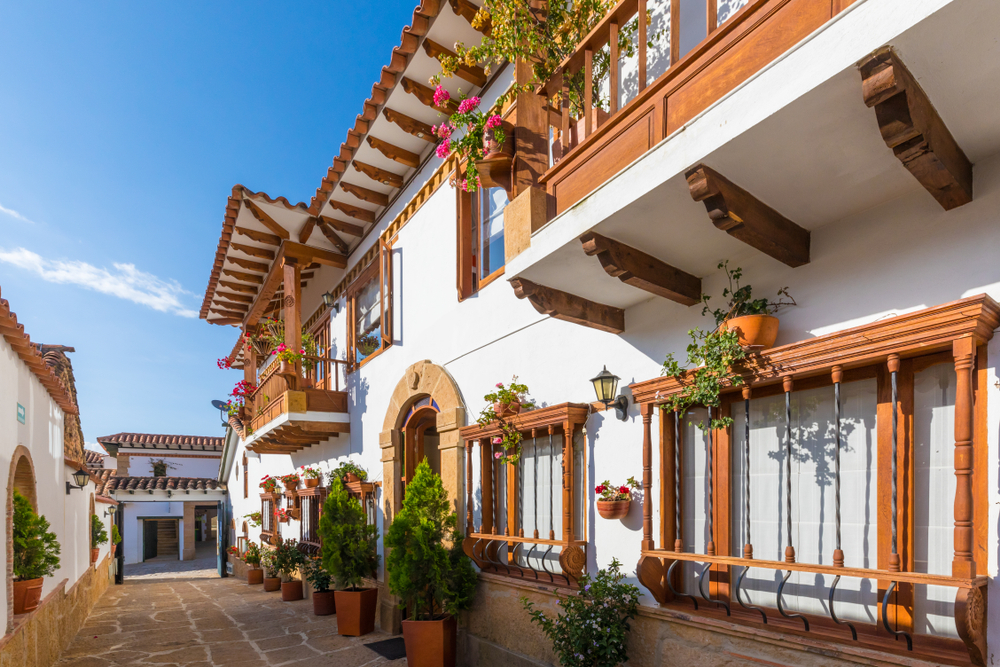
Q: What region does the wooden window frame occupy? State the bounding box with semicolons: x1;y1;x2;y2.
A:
631;294;997;665
457;179;508;301
346;240;393;371
459;402;590;588
242;454;248;499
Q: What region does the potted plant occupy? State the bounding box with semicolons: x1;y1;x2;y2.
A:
244;542;264;585
320;478;380;636
522;559;640;667
272;538;307;601
701;261;796;349
329;461;368;486
246;511;263;528
595;477;640;520
303;558;337;616
90;514;108;564
259;475;278;493
11;490;60;614
300;466;322;488
476;376;535;465
385;460;477;667
260;548;281;592
279;473;301;493
275;507;294;523
357;333;380;358
110;525;122;556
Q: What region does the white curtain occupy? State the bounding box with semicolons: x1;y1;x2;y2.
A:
913;362;958;638
355;277;381;337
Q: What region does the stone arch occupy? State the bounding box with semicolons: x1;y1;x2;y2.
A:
6;446;38;631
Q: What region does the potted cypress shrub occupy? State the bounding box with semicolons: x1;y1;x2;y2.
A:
319;478;379;636
244;542;264;585
304;558;336;616
12;490;60;614
110;525;122;556
273;538;307;601
90;514;108;565
385;460;477;667
260;548;281;592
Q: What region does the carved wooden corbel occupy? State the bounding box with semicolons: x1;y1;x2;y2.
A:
510;277;624;334
580;232;701;305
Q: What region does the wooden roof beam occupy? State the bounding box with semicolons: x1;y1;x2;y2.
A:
367;136;421;169
216;292;254;305
298;217;316;244
243;245;288;327
511;278;624;334
341;182;390;207
222;269;263;285
353;160;405;188
580;232;701;306
319;216;364;237
235;226;282;246
860;47;972;210
211;307;247;320
317;221;350;254
243;199;290;240
422;39;487;87
327;200;376;224
227;256;269;273
218;280;257;294
686;164;810;268
449;0;490;34
401;77;458;114
231;242;275;261
383;107;436;143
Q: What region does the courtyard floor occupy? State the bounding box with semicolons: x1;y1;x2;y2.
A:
56;560;406;666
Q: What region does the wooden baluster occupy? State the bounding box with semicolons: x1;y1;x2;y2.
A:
562;421;573;542
609;21;619;115
244;337;256;417
282;258;302;386
669;0;680;66
548;426;555;541
560;68;570;154
638;0;648;91
466;441;474;535
583;48;593;138
952;338;976;578
641;403;654;550
706;0;717;35
481;437;494;535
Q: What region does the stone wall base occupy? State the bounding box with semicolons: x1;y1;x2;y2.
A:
0;555;112;667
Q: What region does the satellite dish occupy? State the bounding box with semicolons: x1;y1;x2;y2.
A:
211;399;227;410
211;400;229;427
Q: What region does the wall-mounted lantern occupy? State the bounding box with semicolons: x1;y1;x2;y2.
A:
65;468;90;495
322;292;341;314
590;366;629;421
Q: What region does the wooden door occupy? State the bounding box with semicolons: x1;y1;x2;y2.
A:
143;520;158;561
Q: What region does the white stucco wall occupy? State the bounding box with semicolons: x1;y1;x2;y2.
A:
124;453;220;478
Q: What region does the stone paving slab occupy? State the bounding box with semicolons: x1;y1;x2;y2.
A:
56;575;407;666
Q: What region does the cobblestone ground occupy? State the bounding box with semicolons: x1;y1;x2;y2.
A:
55;574;406;666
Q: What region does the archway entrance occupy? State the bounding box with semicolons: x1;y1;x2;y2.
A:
402;398;440;500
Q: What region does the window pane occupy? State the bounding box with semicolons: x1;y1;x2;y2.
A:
680;407;709;595
478;187;508;280
913;362;958;638
354;276;381;363
517;435;563;573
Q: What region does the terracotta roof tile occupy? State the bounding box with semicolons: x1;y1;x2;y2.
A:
84;450;105;467
95;471;224;495
96;433;224;452
0;287;79;415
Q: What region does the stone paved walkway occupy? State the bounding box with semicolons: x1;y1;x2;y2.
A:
56;575;406;666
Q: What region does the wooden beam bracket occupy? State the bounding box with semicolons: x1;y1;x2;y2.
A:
510;278;624;334
580;232;701;305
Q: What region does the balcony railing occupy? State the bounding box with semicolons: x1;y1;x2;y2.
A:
538;0;856;215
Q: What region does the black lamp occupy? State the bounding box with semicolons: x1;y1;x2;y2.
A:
590;366;629;421
66;468;90;494
322;292;341;313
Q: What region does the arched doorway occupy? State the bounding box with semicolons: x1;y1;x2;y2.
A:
6;447;37;632
402;397;440;499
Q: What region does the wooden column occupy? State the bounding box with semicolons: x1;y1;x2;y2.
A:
562;421;573;542
465;441;474;535
641;402;654;550
609;21;619;115
638;0;648;91
583;49;594;138
480;438;494;534
952;337;976;578
282;259;302;379
514;57;549;195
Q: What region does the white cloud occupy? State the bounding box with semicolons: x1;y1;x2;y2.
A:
0;202;36;225
0;247;198;318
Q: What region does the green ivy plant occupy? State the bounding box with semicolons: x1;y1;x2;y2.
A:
521;559;639;667
319;478;379;591
477;376;535;465
90;514;109;549
384;460;477;621
660;327;745;431
12;491;61;581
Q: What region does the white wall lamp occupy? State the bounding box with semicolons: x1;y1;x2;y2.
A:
590;366;629;421
66;468;90;495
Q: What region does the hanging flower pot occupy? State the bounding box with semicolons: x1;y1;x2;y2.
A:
596;500;631;520
90;547;99;565
493;400;521;418
344;472;360;483
595;478;639;520
304;477;320;488
481;119;513;160
719;314;780;349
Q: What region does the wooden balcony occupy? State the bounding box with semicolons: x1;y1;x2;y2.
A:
243;356;350;454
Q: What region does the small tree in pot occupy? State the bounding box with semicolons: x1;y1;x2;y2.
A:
272;538;307;601
90;514;108;565
244;542;264;585
110;525;122;556
385;460;477;667
12;491;60;614
260;547;281;592
319;478;379;636
303;558;336;616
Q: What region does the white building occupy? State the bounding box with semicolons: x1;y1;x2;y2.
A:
201;0;1000;664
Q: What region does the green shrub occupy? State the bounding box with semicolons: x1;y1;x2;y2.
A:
90;514;108;548
521;559;639;667
12;491;61;581
319;478;379;591
111;524;122;545
384;459;477;620
328;461;368;486
244;542;262;567
303;558;333;593
271;538;306;581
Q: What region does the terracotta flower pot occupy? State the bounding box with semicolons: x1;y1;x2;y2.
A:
279;360;294;375
344;472;360;483
493;400;521;418
312;590;336;616
334;588;378;636
402;615;457;667
247;568;264;585
263;576;281;592
282;480;299;493
110;544;117;557
90;547;99;564
12;578;43;615
481;121;513;160
596;499;631;520
281;580;303;602
304;477;320;488
719;314;780;349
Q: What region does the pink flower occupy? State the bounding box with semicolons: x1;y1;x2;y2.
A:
434;123;452;140
485;114;502;129
494;452;502;459
495;382;503;388
492;437;502;444
456;96;480;114
433;85;450;107
435;139;451;159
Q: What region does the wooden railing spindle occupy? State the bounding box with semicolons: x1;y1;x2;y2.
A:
609;21;619;115
466;441;474;535
583;49;594;138
560;68;570;153
638;0;648;91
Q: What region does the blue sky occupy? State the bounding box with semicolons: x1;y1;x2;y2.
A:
0;1;417;446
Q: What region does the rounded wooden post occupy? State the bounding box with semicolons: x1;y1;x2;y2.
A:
641;403;654;551
562;420;573;543
465;440;474;535
952;338;976;578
